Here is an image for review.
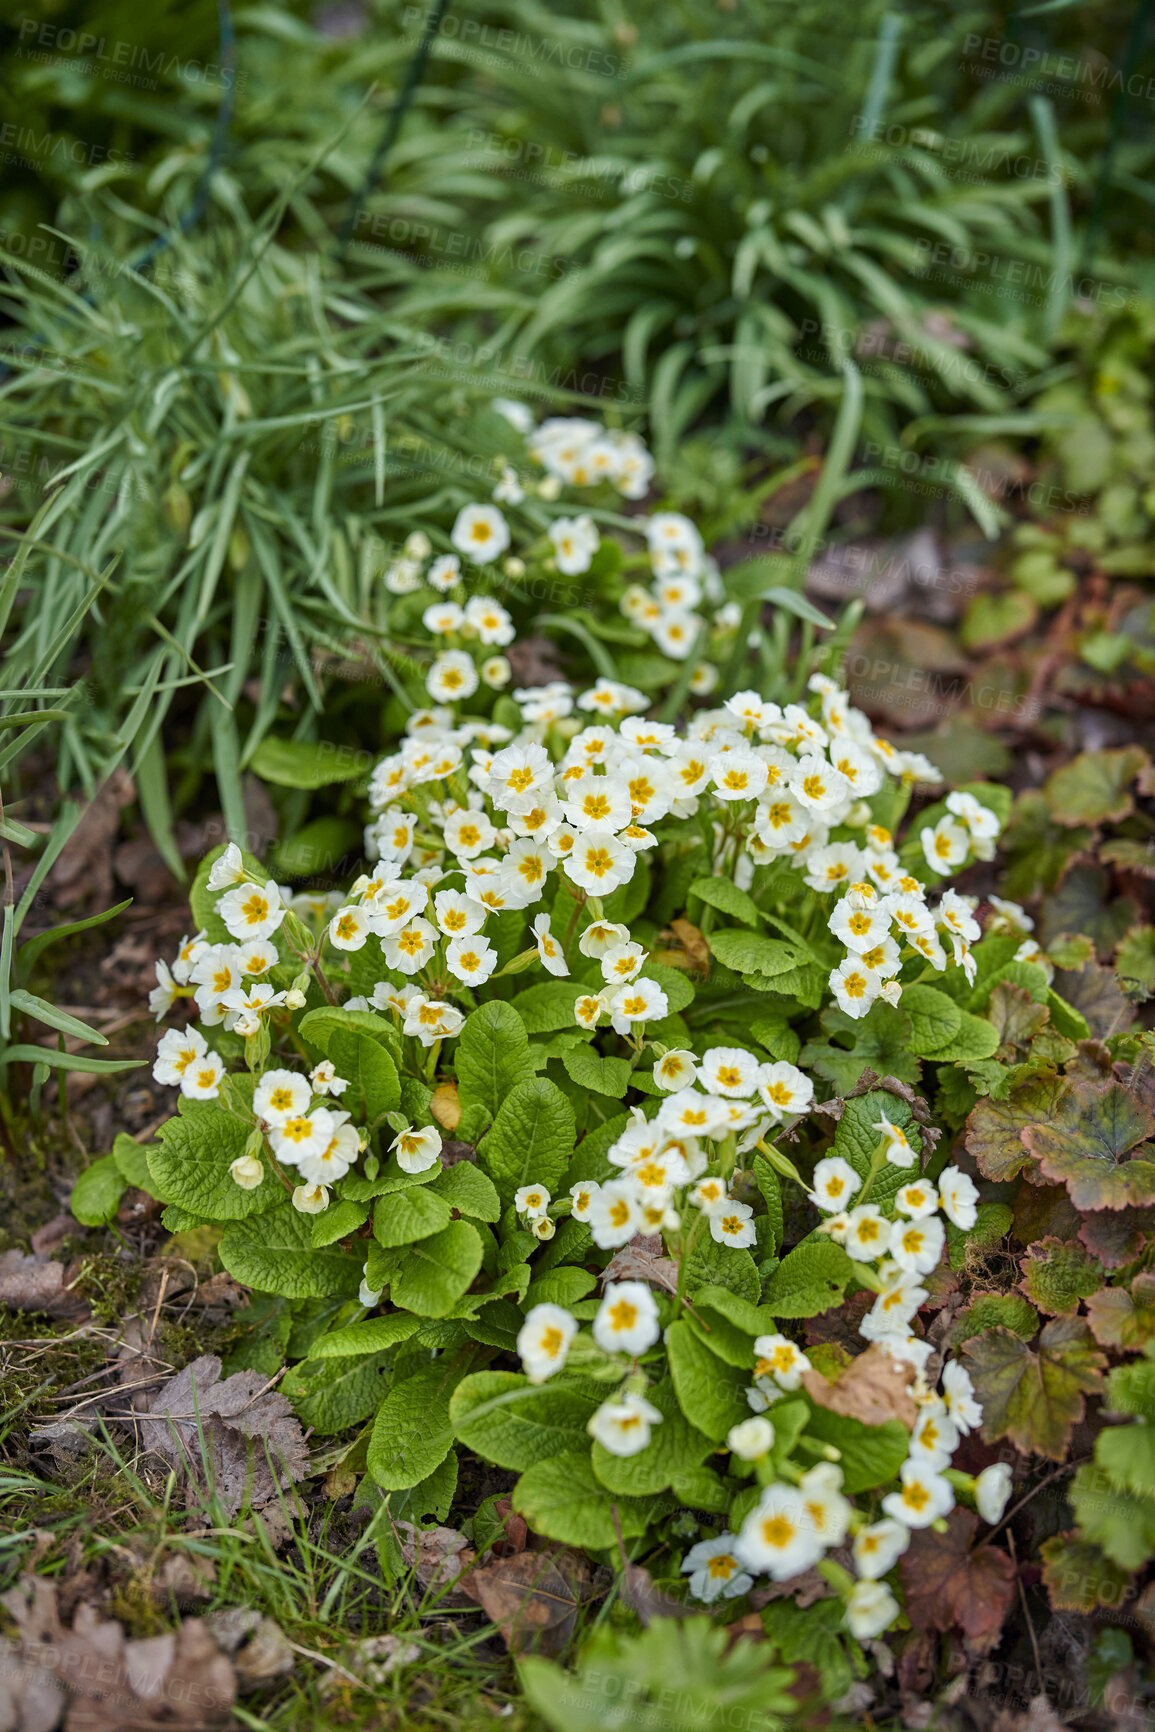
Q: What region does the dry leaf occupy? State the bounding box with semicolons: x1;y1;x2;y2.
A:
751;1565;832;1610
138;1356;309;1516
203;1610;293;1690
900;1510;1016;1647
801;1344;919;1430
0;1574;235;1731
394;1522;476;1605
463;1548;604;1656
0;1250;90;1322
600;1235;679;1293
429;1080;461;1132
618;1561;690;1626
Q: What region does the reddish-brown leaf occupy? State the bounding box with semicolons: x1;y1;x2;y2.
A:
900;1509;1016;1644
800;1343;918;1430
463;1548;605;1656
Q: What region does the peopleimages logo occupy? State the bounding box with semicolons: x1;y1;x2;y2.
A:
16;19;244;89
0;123;133;168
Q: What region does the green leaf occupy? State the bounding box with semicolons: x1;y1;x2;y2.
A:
834;1093;914;1210
561;1046;632;1098
1019;1238;1104;1316
708;930;814;977
952;1292;1040;1346
10;989;108;1046
456;1001;536;1136
925;1011;1001;1064
804;1406;909;1494
591;1377;713;1496
149;1104;280;1222
965;1077;1067;1182
512;1450;650;1549
509;980;582;1034
326;1028;400;1127
1023;1082;1155;1211
282;1352;389;1435
901;984;962;1056
524;1268;598;1309
311;1199;368;1247
389;1221;484;1317
1044;746;1148;827
111;1133;153;1191
962;1316;1106;1460
666;1319;751;1443
477;1077;575;1207
429;1161;501;1221
220;1200;364;1299
250;734;369;789
306;1315;422;1358
70;1154;126;1227
373;1186;453;1248
761;1239;855;1319
753;1157;783;1254
368;1357;470;1490
450;1371;601;1470
689;877;763;929
682;1232;760;1306
1072;1463;1155;1572
271;816;361;879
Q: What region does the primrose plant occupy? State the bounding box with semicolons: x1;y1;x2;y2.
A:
130;409;1024;1652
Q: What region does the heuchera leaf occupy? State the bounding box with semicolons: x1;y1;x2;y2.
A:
961;1317;1106;1460
964;1077;1067;1183
1022;1081;1155;1211
1085;1273;1155;1350
900;1510;1016;1643
1043;745;1149;828
1072;1462;1155;1572
1018;1237;1104;1315
1039;1534;1134;1613
951;1291;1040;1348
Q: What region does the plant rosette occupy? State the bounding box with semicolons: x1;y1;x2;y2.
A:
107;414;1032;1654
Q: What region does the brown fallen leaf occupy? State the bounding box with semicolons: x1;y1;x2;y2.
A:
463;1548;605;1656
204;1608;294;1690
751;1564;832;1610
0;1249;91;1322
900;1509;1016;1647
394;1522;476;1605
666;918;710;975
600;1235;679;1294
618;1561;690;1626
138;1356;309;1516
42;768;135;911
0;1574;235;1731
801;1343;919;1430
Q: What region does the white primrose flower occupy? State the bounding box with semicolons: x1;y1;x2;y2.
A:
426;553;461;592
588;1392;663;1457
423;600;463;635
689;1175;729;1215
807;1156;862;1214
578;918;630;957
593;1281;660;1356
153;1025;207;1087
753;1334;811;1392
207;843;247;891
514;1183;551;1220
236;938;278;978
309;1061;349;1099
433;889;487;936
600;941;647;986
844;1204;889;1263
652;1048;697;1091
464;595;515;646
359;1276;383;1308
608;977;668;1035
698;1046;761;1098
921;816;970;874
988;894;1033;934
712;750;769;803
942;1360;983;1434
443;808;496;858
481;654;512;688
446;935;498;986
938;1165;979;1230
271;1108;342;1167
799;1462;853;1548
888;1215;945;1275
910;1398;959;1470
493;465;524;505
875;1111;918;1169
728;1416;775;1460
148;958;179;1020
656;1089;731;1140
517;1304;578;1383
218;881;286;942
180;1050;226;1100
829;957;881;1019
229;1154;264;1190
382;916;438;974
403;996;466;1044
548;514;599;575
171;930;210;985
569;1180;600;1221
829;897;892;954
881;1460;955;1529
392;1124;442;1173
846;1579;901;1640
852;1518;911;1580
574;993;604;1030
894;1178;939;1218
757;1061;813;1120
451;503;510;565
589;1179;646;1248
975;1462;1014;1524
682;1535;754;1603
710;1200;757;1247
292;1182;329;1214
427;651;479;703
253;1068;311;1126
532;914;569;977
859;1272;928;1342
735;1483;822;1580
329;905;372;950
297;1113;360;1186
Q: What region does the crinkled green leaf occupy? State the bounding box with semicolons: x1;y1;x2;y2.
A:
562;1046;632;1098
70;1154;126;1227
373;1185;453;1248
477;1076;575;1207
665;1319;751;1443
450;1371;601;1471
762;1239;855;1319
456;1001;536;1136
150;1103;280;1222
220;1200;363;1299
368;1357;470;1490
902;984;961;1056
591;1377;713;1496
389;1220;484;1317
512;1450;650;1550
1018;1237;1104;1315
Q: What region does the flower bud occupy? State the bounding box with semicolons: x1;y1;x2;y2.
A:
230;1154;264;1190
